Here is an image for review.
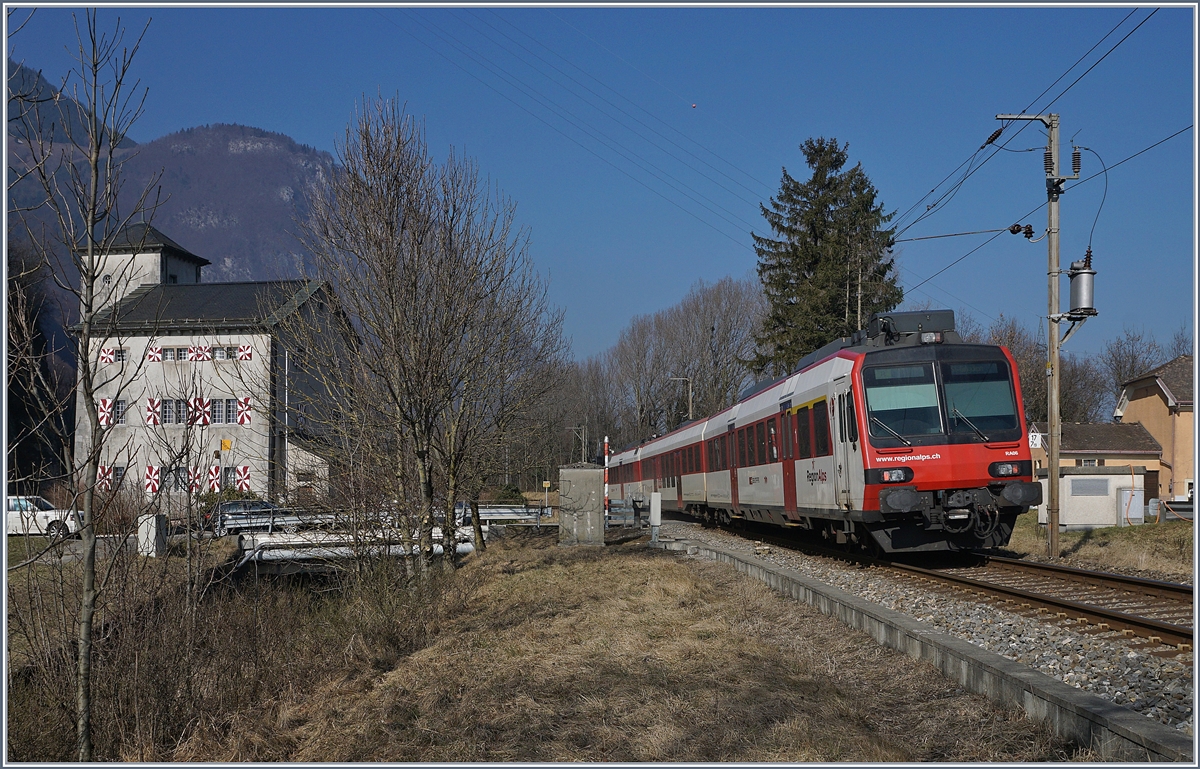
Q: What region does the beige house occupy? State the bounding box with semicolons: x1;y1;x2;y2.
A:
1113;355;1194;502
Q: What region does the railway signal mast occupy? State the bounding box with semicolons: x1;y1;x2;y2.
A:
996;112;1097;559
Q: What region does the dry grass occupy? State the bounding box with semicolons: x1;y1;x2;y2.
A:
1003;512;1194;582
182;533;1084;762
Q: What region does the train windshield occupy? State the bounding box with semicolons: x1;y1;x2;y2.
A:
863;357;1019;441
941;360;1019;434
862;363;943;436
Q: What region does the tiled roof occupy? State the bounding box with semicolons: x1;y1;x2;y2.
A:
1031;422;1162;455
107;223;210;266
83;280;322;333
1125;354;1193;405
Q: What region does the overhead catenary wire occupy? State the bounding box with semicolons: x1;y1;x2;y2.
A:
891;7;1149;239
402;10;760;235
382;9;758;251
904;125;1193;295
483;9;773;201
548;7;773;181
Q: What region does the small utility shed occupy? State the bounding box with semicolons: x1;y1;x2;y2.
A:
1029;422;1161;528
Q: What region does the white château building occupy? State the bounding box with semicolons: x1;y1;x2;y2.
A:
74;225;331;506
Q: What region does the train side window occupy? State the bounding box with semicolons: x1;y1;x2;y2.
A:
781;412;793;459
767;417;778;462
795;407;812;458
847;389;859;443
813;400;832;457
694;444;701;472
755;422;766;465
738;429;747;467
838;394;847;443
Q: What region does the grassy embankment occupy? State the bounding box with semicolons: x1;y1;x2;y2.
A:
1002;511;1194;582
9;530;1096;761
169;533;1084;762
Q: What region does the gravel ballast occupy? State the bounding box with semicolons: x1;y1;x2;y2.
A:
660;519;1194;736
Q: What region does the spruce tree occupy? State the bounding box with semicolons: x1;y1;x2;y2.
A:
751;138;902;375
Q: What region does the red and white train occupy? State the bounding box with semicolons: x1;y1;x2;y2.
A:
606;311;1043;553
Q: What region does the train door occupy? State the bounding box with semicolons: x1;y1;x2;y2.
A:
779;402;797;514
675;449;684;510
833;377;861;511
727;426;739;513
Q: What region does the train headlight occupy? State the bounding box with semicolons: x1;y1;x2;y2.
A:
988;460;1030;478
867;467;914;484
919;332;943;344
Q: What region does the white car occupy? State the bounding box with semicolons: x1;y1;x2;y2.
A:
6;496;83;539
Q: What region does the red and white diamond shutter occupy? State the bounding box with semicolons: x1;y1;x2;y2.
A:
97;398;114;426
146;346;162;362
187;467;203;493
235;466;251;492
145;398;161;425
188;345;212;362
236;397;252;425
96;465;113;491
189;397;211;425
237;344;253;361
207;466;221;492
144;466;160;493
98;348;115;364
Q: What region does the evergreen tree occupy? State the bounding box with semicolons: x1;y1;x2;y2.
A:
751;138;902;375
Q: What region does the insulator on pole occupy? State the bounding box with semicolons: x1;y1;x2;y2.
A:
1072;148;1081;176
1044;150;1054;176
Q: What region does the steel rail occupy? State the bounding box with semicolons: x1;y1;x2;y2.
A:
978;553;1194;599
888;561;1194;650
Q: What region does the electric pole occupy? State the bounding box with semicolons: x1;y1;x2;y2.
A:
997;112;1079;559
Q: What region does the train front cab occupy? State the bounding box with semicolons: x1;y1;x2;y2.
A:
849;343;1043;553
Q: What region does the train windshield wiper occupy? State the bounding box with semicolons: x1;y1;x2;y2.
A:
870;416;911;446
952;408;989;442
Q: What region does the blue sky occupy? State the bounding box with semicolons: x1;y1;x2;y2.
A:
7;4;1195;361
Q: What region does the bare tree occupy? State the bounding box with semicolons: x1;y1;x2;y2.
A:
1165;323;1192;359
1098;325;1166;409
9;11;161;759
295;96;564;573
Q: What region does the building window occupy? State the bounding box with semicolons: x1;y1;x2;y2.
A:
112;466;126;489
176;347;189;361
212;399;225;424
226;398;238;425
170;468;188;491
114;399;127;425
222;466;236;488
163;347;175;362
114;348;128;363
1077;459;1099;467
215;346;228;361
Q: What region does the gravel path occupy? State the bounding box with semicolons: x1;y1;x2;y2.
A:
661;519;1194;736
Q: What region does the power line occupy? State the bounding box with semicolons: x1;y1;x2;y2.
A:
398;10;761;237
904;125;1192;294
372;9;756;253
891;8;1146;238
458;9;766;206
485;9;774;200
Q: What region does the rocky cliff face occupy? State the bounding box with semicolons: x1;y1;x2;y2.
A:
115;123;335;282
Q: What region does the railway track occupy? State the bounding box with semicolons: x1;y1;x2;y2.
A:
897;555;1194;654
718;522;1195;655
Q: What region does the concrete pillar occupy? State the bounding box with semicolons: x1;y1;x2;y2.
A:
558;464;604;546
649;491;662;543
137;513;168;557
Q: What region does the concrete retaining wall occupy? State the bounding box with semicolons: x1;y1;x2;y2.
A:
652;538;1193;762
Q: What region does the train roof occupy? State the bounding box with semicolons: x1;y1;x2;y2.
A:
611;310;980;461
